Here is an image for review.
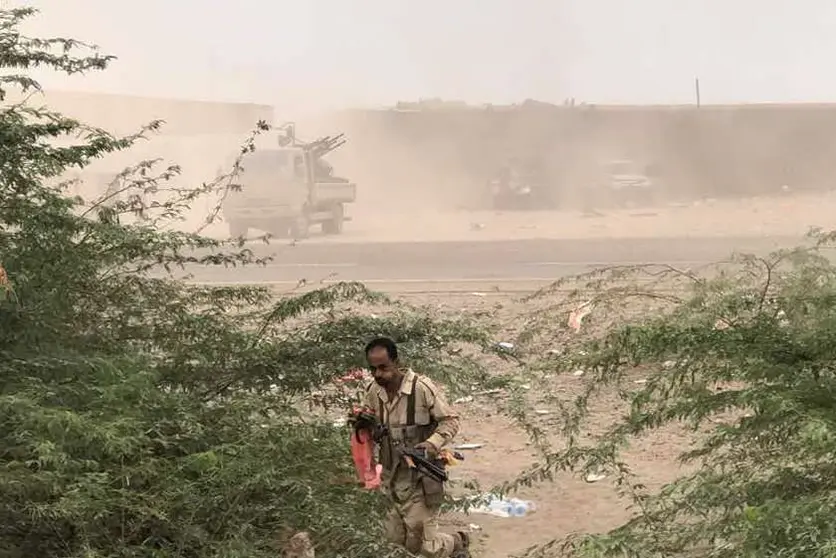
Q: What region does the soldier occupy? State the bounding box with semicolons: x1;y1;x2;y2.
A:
362;337;470;558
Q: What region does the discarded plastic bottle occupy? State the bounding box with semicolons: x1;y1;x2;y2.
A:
507;498;535;517
477;496;536;518
486;498;511;518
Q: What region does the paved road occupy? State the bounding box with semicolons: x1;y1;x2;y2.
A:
184;235;807;287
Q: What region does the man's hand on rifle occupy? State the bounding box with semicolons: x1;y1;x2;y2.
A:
414;441;438;458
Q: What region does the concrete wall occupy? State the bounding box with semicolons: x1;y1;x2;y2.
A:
31;89;273;135
331;103;836;209
27;90;836;214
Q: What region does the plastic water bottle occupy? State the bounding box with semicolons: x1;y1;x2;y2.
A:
474;496;537;518
486;497;511;518
507;498;535;517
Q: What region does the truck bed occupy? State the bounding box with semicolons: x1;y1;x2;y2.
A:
312;181;356;204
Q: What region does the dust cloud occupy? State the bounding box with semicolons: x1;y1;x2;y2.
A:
16;1;836;242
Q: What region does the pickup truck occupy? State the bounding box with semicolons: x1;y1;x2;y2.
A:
222;140;356;239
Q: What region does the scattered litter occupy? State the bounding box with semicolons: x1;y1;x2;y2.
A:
572;369;585;377
332;418;347;427
568;301;594;332
471;496;536;518
455;443;484;450
534;409;551;415
714;319;731;331
496;341;515;351
662;360;676;369
454;396;474;404
584;472;608;483
283;531;315;558
335;369;367;384
633;379;647;385
777;310;789;327
468;523;482;531
520;384;531;390
469;292;487;297
546;348;562;356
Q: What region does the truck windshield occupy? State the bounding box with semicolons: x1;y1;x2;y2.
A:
242;150;294;177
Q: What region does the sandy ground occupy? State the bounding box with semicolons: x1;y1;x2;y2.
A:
188;190;836;244
341;191;834;243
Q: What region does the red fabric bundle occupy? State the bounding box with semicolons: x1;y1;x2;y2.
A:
350;429;381;490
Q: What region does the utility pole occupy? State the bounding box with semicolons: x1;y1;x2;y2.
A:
695;77;702;108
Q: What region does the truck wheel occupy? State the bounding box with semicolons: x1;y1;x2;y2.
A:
290;215;310;240
322;204;345;235
229;221;248;238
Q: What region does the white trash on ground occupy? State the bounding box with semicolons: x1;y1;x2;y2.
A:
568;300;594;332
470;496;536;518
455;443;484;450
584;472;608;483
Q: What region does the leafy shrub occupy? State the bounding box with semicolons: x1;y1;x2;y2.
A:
0;8;496;557
514;237;836;557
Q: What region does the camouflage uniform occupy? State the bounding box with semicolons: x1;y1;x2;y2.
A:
364;369;461;557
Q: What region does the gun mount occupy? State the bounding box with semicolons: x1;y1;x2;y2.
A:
276;122;347;159
304;134;347;159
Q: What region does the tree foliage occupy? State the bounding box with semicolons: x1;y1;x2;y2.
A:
0;8;499;557
510;235;836;558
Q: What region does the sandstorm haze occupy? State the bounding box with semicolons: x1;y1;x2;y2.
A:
15;0;836;239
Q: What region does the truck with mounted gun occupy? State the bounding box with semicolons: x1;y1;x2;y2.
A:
221;124;357;239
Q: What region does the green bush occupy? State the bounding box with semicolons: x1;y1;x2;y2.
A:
0;8;496;557
512;239;836;557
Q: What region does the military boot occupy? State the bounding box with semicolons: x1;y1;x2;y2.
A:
452;531;470;558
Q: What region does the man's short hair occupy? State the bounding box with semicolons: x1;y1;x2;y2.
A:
365;337;398;361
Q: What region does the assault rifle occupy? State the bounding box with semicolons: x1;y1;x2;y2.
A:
400;447;465;484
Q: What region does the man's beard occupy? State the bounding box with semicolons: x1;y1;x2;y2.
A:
374;377;388;386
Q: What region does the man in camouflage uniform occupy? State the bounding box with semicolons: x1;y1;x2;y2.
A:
363;337;470;558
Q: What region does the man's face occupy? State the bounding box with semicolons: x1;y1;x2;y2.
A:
367;347;398;387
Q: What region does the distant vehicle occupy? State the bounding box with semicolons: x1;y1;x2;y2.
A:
221;124;357;239
488;159;552;210
584;159;657;209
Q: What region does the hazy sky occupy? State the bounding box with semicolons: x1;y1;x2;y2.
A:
20;0;836;110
